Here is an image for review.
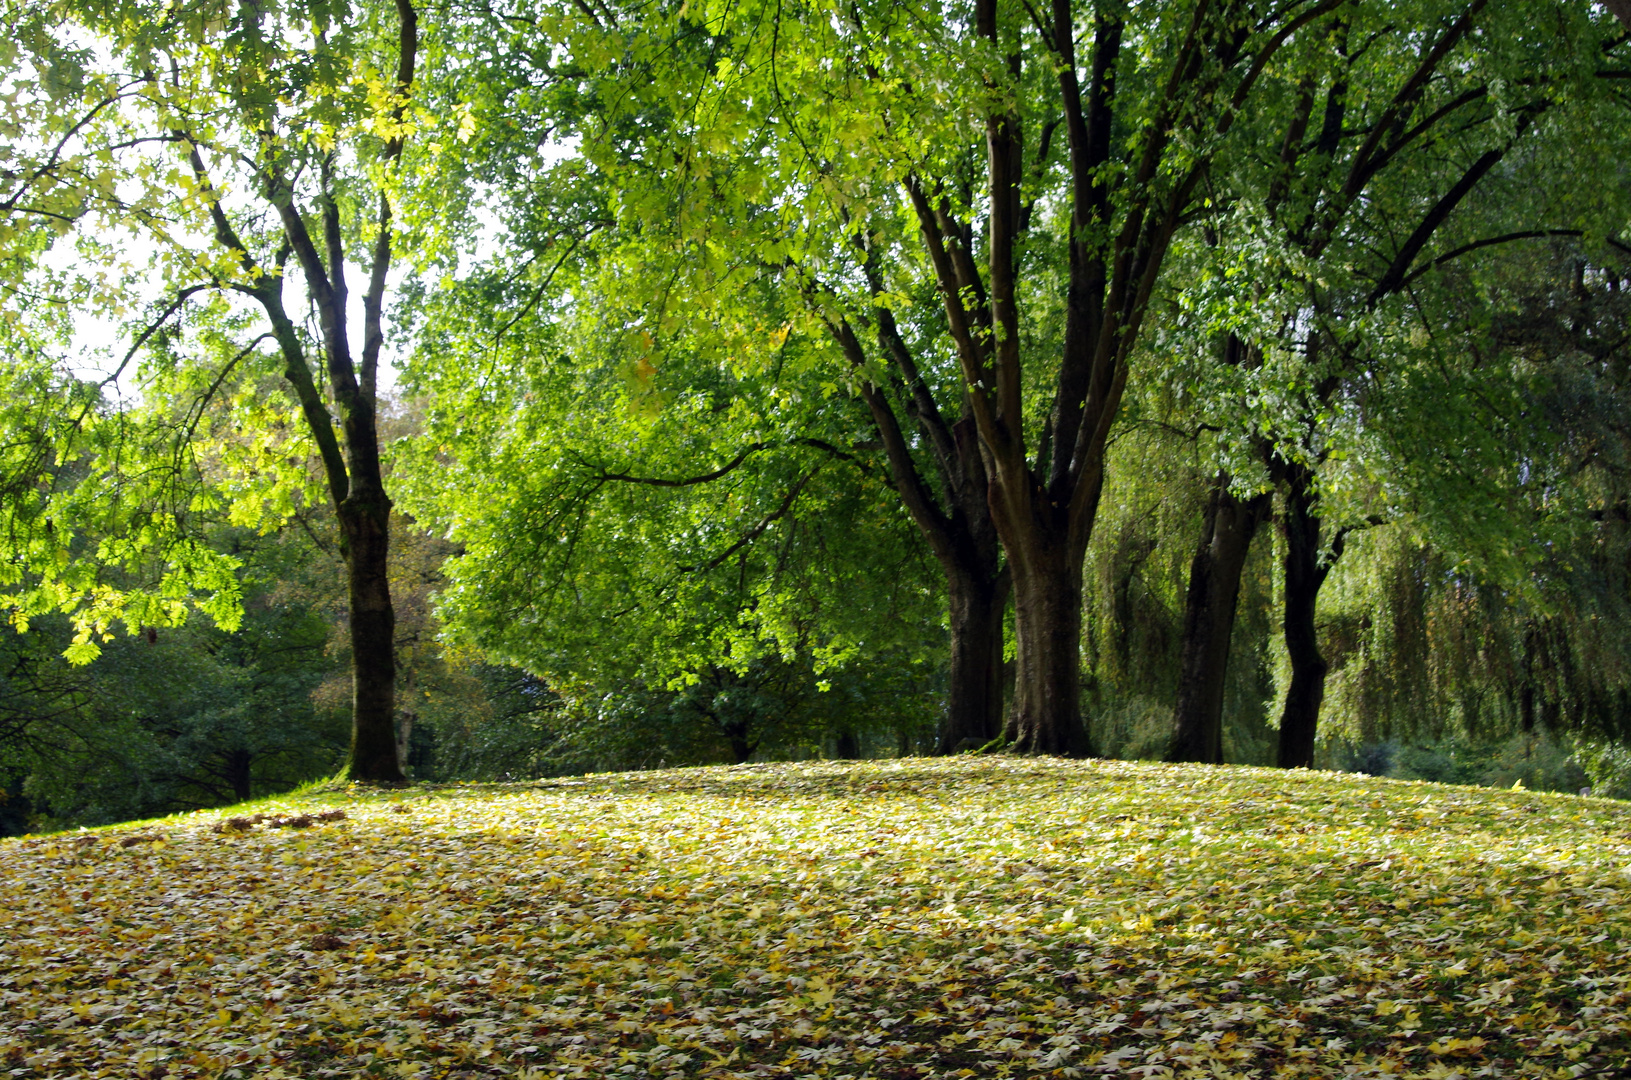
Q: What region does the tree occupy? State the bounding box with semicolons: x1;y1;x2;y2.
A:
1158;0;1631;765
538;0;1548;754
395;260;948;768
389;0;1013;754
0;0;426;779
1168;468;1271;764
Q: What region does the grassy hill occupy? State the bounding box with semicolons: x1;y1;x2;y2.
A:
2;757;1629;1079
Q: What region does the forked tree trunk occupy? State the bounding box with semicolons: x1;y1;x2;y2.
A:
340;488;402;781
1169;476;1271;764
1004;539;1092;756
1276;463;1339;769
838;331;1009;757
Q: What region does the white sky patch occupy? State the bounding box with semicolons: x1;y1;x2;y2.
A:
50;229;409;403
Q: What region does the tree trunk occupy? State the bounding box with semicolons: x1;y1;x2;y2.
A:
396;707;415;776
193;0;415;785
1276;464;1336;769
843;362;1008;758
834;729;861;759
939;566;1009;752
224;748;253;802
340;487;404;782
722;720;756;765
1169;475;1271;764
1005;540;1092;755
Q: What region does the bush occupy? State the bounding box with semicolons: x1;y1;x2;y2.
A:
1381;731;1587;794
1574;741;1631;800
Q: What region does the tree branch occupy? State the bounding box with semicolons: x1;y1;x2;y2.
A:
680;469;819;574
1398;229;1585;290
596;443;771;487
903;176;998;429
1344;0;1490;199
1367;107;1544;304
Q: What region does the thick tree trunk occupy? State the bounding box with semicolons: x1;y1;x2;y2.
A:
834;729;861;759
939;566;1009;753
340;486;404;782
1276;465;1336;769
1169;476;1271;764
1004;541;1092;755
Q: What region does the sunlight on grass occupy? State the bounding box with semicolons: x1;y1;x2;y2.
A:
2;758;1629;1078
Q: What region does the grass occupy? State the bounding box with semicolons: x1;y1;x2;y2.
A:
2;756;1629;1079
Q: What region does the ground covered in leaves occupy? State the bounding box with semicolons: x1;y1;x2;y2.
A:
3;758;1631;1079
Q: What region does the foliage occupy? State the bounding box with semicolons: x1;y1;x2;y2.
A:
5;0;1631;824
395;219;948;763
1383;733;1588;796
1574;741;1631;802
0;528;351;832
3;758;1631;1077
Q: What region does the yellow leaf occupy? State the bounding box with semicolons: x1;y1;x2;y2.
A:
809;977;834;1007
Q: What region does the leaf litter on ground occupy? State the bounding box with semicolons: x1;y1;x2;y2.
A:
2;757;1630;1079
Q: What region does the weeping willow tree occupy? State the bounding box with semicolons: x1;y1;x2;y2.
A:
1306;240;1631;774
1076;419;1279;764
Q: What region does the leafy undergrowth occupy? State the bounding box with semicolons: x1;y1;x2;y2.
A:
3;759;1631;1080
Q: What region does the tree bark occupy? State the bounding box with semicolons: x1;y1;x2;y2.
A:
940;562;1009;752
1169;475;1271;764
340;486;401;781
1004;536;1093;755
1276;462;1340;769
